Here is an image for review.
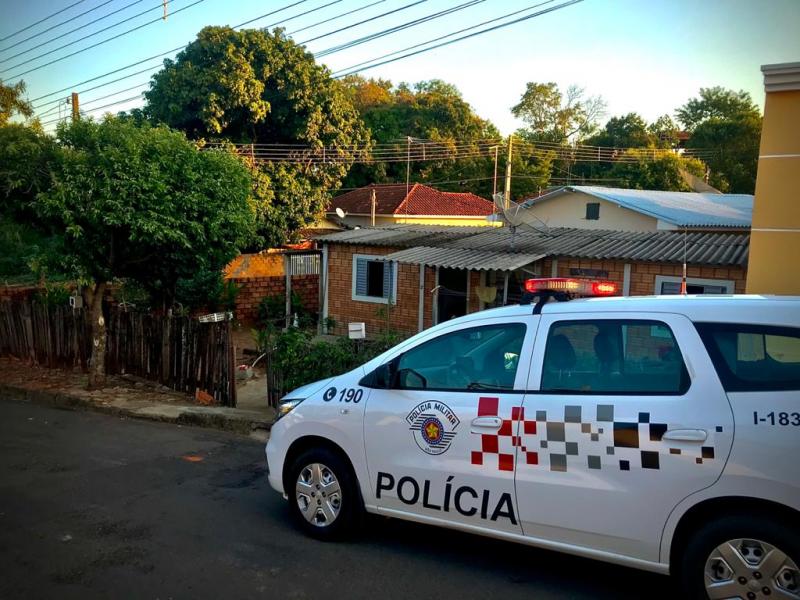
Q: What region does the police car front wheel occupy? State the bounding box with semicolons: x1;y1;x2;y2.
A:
288;448;360;539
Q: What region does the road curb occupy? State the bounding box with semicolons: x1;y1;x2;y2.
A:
0;382;273;436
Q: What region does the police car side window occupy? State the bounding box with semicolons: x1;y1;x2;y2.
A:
696;323;800;392
395;323;527;391
540;319;690;395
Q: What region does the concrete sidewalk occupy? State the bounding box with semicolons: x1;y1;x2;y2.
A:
0;358;274;439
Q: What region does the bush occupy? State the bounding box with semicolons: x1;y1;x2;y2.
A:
266;327;404;397
257;291;316;329
175;268;240;312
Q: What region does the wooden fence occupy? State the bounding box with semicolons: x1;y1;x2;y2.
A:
0;301;236;406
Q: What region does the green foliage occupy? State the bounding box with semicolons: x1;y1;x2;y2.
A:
257;291;314;328
269;327;400;393
0;80;34;126
0;124;60;220
675;87;760;132
512;82;606;143
175;268;240;312
33;281;71;306
341;76;518;198
587;113;653;149
37;117;256;307
144;26;369;246
676;88;761;194
609;150;707;191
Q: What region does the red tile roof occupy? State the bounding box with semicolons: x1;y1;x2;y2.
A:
328;183;494;217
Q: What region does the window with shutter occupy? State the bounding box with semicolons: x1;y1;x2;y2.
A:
352;255;396;303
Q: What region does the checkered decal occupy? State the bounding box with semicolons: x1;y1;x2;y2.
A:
471;400;721;473
470;397;539;472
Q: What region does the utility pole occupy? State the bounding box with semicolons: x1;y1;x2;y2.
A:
405;136;412;197
70;92;79;122
370;188;376;226
503;135;513;210
492;145;499;198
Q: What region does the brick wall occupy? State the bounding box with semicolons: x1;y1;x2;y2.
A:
326;244;421;337
230;274;319;324
540;257;746;295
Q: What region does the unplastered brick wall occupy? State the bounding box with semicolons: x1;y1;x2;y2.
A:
326;243;421;337
540;257;746;296
230;274;319;324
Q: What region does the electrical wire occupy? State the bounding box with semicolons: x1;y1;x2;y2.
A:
239;0;344;33
333;0;583;78
40;93;145;126
299;0;429;45
332;0;556;76
4;0;206;81
0;0;121;56
315;0;486;58
288;0;386;35
0;0;88;43
232;0;310;29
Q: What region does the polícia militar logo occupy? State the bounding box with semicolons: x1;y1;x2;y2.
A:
406;401;460;455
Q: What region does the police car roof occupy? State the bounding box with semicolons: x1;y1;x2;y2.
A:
470;295;800;327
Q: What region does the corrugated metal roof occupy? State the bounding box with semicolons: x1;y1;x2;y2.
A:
316;225;487;248
521;186;753;228
383;246;545;271
318;225;749;267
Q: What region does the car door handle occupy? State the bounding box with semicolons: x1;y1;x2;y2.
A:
471;417;502;429
663;429;707;442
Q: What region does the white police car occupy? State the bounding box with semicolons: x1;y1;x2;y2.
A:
266;278;800;599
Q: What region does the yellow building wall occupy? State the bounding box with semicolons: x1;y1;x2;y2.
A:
747;88;800;294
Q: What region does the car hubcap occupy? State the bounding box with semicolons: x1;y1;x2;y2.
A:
705;538;799;599
295;462;342;528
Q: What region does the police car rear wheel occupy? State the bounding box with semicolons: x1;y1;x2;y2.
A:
288;448;359;540
680;514;800;599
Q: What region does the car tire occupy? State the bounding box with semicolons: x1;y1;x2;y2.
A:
286;447;361;541
679;512;800;599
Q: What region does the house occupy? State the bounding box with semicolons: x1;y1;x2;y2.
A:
326;183;498;228
316;224;749;338
517;186;753;232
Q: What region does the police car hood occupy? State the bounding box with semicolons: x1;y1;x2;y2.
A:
285;376;337;400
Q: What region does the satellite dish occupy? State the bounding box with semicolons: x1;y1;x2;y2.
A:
335;207;346;219
486;214;500;223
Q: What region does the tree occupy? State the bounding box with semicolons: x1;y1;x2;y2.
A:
340;76;549;198
144;26;369;246
609;150;707;191
512;82;605;143
677;87;761;193
0;80;34;126
676;87;760;132
37;117;256;387
586;113;653;149
648;115;680;149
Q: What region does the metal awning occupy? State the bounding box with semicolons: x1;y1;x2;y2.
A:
382;246;545;271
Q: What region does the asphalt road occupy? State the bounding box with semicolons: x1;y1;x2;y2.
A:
0;396;677;599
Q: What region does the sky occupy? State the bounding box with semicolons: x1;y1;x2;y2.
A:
1;0;799;134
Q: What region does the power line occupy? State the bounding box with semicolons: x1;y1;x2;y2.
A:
315;0;486;58
2;0;181;76
288;0;386;35
41;93;145;126
299;0;429;45
0;0;121;56
31;0;331;114
4;0;206;82
333;0;584;78
332;0;556;76
232;0;310;29
0;0;89;43
238;0;344;32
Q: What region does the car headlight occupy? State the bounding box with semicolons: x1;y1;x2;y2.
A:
275;397;305;421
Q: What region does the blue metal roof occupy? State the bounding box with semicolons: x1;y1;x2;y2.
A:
523;186;753;228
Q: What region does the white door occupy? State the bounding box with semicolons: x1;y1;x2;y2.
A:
514;312;734;562
362;316;538;534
